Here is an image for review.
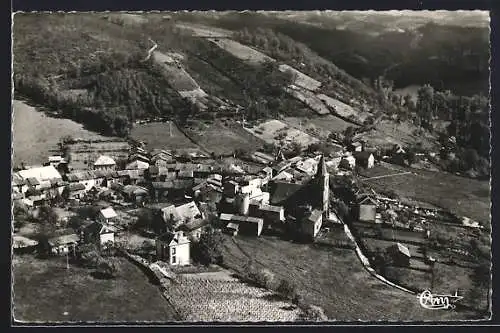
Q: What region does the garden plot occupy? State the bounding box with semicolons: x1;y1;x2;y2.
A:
246;119;319;148
67;140;130;171
279;64;322;92
208;38;275;65
165;271;302;321
174;22;233;38
285;86;330;115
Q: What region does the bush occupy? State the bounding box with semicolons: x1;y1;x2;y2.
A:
192;226;224;266
96;257;119;279
276;279;296;299
297;304;328;321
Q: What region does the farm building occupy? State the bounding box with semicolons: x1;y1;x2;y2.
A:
176;219;208;242
12;173;28;195
156;231;191;266
13;235;37;254
273;170;294;182
152;179;194;199
295;157;319;176
47;155;66;168
128;153;151;164
339;155;356;170
257;204;285;228
47;233;79;256
122;185;149;203
223;180;239;197
93;155;116;171
98;207;118;225
301;208;323;240
81;221;116;248
252;152;275;165
350;142;363;152
219;214;264;237
161;201;204;228
353;151;375;169
18;165;63;184
387;243;411;267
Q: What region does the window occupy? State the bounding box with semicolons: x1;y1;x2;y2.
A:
171;247;176;255
171;255;176;264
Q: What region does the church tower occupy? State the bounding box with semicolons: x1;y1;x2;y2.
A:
315;155;329;219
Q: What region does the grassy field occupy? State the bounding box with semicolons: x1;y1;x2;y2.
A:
283;115;354;138
187;120;265;155
221;233;480;321
246;119;319;148
130;122;198;151
66;140;130;171
12;255;178;323
359;164;490;225
12;100;113;167
208;38;275;65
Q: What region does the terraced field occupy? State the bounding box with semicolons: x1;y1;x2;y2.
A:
208;38;275;65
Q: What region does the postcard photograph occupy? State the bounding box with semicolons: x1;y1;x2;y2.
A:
11;10;491;323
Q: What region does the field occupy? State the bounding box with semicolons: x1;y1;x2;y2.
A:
187;120;265;155
12;255;178;323
285;87;330;115
358;164;491;225
130;122;199;151
316;93;367;121
166;269;302;321
246;119;319;148
174;22;233;38
221;233;479;321
279;64;322;92
283;115;355;138
67;140;130;171
208;38;275;65
12;100;113;167
152;51;203;92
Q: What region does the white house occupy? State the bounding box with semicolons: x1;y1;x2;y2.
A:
156;231;191;266
302;209;323;240
82;222;116;247
94;155;116;171
98;207;118;224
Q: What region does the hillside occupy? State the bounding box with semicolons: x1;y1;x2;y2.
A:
13;13;411;142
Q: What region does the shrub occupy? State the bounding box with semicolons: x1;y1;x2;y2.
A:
276;279;296;299
96;257;119;279
297;304;328;321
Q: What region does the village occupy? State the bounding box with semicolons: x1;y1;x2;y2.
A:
12;127;487;321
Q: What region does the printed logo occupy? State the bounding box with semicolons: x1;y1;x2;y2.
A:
418;290;463;310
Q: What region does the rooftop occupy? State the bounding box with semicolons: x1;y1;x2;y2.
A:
94;155;116;166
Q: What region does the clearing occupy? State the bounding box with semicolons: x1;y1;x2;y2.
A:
221;233;480;321
12;100;112;167
174;22;233;38
130;122;199;151
186;120;265;155
208;38;275;65
245;119;319;148
12;255;178;323
166;269;302;321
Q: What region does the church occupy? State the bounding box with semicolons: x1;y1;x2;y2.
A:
268;155;330;240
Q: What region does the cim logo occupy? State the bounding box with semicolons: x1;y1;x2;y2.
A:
418;290;463;310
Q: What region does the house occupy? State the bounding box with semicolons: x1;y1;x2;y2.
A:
128;153;151;164
357;195;378;222
339;155;356;170
12;173;28;195
218;214;264;236
126;159;150;170
223;180;239;198
301;208;323;240
224;222;239;236
177;219;208;242
82;221;116;247
350;142;363;152
47;233;80;256
47;155;66;168
387;243;411;267
13;235;37;254
257;204;285;228
353;151;375;169
273;170;294;182
18;165;63;184
161;201;204;228
98;207;118;224
156;231;191;266
63;183;86;200
122;185;149;203
94;155;116;171
295;158;319;176
258;167;273;186
252;152;275;165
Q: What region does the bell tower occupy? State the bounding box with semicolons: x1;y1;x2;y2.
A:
315;155;329;219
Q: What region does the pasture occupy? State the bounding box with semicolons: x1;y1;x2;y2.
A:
174;22;233;38
208;38;275;65
279;64;322;92
285;87;330;115
67;140;130;171
221;234;478;321
12;255;178;322
283;115;355;138
130;122;198;151
12;100;113;167
246;119;319;148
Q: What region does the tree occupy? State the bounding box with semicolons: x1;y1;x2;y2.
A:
96;257;119;279
276;279;296;299
343;126;355;145
192;226;224;266
77;243;101;268
38;205;58;225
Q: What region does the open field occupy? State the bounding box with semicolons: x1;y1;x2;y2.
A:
130;122;198;151
208;38;275;65
12;255;177;322
152;51;202;92
166;270;302;321
175;22;233;38
187;120;265;155
279;64;322;92
285;87;330;115
221;234;480;320
284;115;355;138
12;100;113;167
358;164;490;225
316;93;367;122
245;119;319;148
